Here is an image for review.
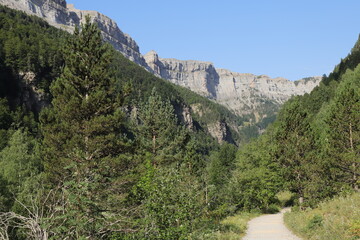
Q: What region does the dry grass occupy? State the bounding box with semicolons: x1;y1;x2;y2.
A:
189;211;260;240
284;192;360;240
210;211;261;240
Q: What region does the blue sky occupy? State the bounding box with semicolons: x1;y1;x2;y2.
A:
69;0;360;80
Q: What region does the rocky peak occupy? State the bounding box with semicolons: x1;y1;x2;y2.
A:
144;50;161;76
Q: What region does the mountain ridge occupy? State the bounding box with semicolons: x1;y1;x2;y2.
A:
144;50;321;116
0;0;321;119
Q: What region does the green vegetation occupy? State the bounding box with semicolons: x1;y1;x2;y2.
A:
196;211;260;240
223;39;360;210
0;6;246;239
284;193;360;240
0;5;66;99
0;3;359;239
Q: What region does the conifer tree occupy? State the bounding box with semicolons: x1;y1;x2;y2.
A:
0;130;39;197
137;88;188;166
40;16;130;238
326;67;360;191
273;97;314;203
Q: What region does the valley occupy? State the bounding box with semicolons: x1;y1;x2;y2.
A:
0;1;358;240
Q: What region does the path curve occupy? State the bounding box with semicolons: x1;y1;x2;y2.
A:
243;208;302;240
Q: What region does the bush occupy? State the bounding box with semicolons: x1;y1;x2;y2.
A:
264;204;280;214
276;190;295;207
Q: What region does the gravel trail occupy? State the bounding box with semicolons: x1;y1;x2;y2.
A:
243;208;302;240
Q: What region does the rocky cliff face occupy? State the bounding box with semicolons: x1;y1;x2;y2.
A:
144;50;321;116
0;0;150;69
144;51;219;99
0;0;321;122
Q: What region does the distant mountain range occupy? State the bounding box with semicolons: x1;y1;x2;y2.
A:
0;0;321;122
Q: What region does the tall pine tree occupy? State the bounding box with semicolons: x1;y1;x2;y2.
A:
40;16;131;238
136;88;188;167
326;67;360;191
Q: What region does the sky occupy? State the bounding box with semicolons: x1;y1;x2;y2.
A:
69;0;360;80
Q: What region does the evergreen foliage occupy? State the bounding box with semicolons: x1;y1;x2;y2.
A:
136;88;188;166
40;17;131;238
229;36;360;209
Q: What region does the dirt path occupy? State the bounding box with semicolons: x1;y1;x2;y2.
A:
243;208;302;240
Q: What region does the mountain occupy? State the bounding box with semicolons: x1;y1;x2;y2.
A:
0;0;321;121
144;50;321;116
0;4;248;144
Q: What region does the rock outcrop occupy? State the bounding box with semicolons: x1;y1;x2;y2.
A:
18;71;49;113
207;121;229;144
144;51;219;99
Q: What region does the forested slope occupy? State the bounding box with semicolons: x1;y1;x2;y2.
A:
223;35;360;212
0;5;251;146
0;6;247;239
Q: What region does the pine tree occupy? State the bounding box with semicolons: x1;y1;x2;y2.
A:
326;67;360;191
40;16;130;238
273;97;315;203
136;88;188;166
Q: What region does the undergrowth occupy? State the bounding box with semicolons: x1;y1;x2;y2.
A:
284;192;360;240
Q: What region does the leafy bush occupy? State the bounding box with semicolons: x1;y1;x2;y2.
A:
276;190;295;207
264;204;280;214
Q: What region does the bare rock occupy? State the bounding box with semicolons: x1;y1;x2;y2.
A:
0;0;150;69
207;121;228;144
144;54;321;117
18;71;49;113
1;0;322;123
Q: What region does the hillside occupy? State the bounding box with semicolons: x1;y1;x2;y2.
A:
223;33;360;212
0;5;249;145
285;193;360;240
0;0;321;126
0;7;245;239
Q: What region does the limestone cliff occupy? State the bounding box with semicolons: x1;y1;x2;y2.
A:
0;0;321;123
144;50;321;116
144;51;219;99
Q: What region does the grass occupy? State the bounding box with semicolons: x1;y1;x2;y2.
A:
284;192;360;240
210;211;261;240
